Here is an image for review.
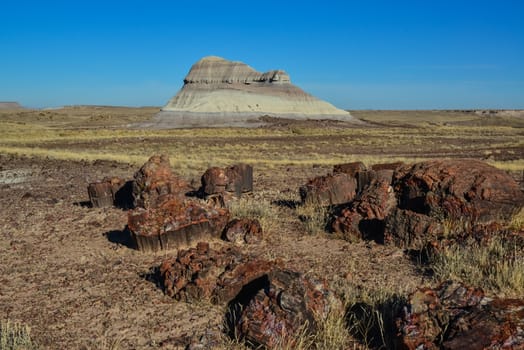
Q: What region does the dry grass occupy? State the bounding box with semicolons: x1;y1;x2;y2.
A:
1;108;522;174
429;235;524;297
0;319;38;350
227;193;279;235
295;199;330;235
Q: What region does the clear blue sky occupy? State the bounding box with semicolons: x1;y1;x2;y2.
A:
1;0;523;109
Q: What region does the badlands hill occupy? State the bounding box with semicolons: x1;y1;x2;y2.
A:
0;102;23;110
146;56;356;128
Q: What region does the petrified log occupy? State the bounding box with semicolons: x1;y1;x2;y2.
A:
222;218;263;245
393;159;524;223
370;161;404;171
225;163;253;196
331;178;396;241
128;198;229;252
87;176;130;208
201;163;253;197
132;154;190;209
330;159;524;247
396;281;524;350
333;161;366;176
384;159;524;248
159;243;274;303
233;268;337;348
299;173;357;206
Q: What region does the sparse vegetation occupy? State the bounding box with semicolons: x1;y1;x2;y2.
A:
0;320;38;350
429;235;524;297
228;193;279;234
295;199;330;235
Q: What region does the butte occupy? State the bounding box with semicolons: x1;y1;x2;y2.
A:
141;56;357;128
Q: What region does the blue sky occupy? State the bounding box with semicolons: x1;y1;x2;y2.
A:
1;0;523;109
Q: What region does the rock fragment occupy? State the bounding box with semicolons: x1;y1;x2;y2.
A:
222;218;263;245
201;163;253;197
128;199;229;252
87;176;131;208
329;159;524;247
299;173;357;206
396;281;524;350
159;243;274;303
233;268;338;348
132;154;190;209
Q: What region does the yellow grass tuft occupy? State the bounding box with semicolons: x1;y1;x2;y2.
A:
0;319;38;350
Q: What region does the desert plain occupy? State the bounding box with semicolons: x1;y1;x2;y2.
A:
0;106;523;349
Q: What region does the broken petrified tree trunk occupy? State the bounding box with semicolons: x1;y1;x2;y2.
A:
128;198;230;252
159;243;275;303
222;218;263;245
331;178;397;241
132;154;191;209
233;268;339;349
158;244;340;348
299;172;357;206
396;281;524;350
201;164;253;197
87;176;131;208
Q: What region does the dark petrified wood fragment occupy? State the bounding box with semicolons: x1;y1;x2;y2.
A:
128;198;230;252
299;173;357;206
396;281;524;350
88;176;129;208
222;218;263;245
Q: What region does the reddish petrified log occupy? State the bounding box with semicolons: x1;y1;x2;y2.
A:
332;178;396;241
234;268;337;348
159;245;339;348
87;176;130;208
128;198;229;252
159;243;274;303
371;161;404;172
300;173;357;206
132;154;190;209
333;161;366;176
222;218;263;245
396;281;524;350
201;164;253;197
330;159;524;247
384;159;524;249
393;159;524;223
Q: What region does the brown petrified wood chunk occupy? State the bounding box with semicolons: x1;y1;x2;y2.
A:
158;244;340;348
331;178;397;241
222;218;263;245
299;172;357;206
396;281;524;350
132;154;190;209
159;243;274;303
385;159;524;248
330;159;524;247
333;161;366;176
233;268;339;349
87;176;130;208
393;159;523;222
128;199;229;252
201;163;253;197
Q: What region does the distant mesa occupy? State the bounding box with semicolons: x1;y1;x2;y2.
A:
0;101;24;110
144;56;357;128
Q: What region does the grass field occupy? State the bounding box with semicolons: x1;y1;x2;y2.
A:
1;107;522;175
